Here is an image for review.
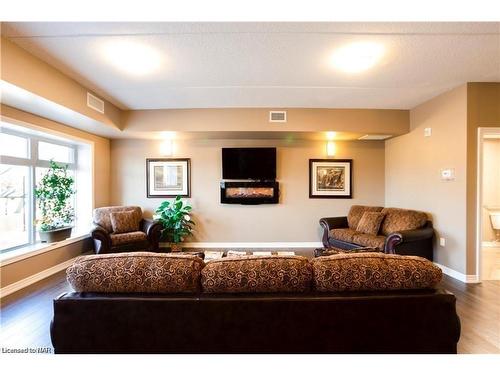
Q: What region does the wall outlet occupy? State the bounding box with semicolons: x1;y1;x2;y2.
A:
424;127;432;137
439;237;446;247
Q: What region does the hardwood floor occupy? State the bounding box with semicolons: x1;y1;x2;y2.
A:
1;269;499;354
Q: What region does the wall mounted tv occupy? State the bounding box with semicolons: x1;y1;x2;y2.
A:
222;147;276;180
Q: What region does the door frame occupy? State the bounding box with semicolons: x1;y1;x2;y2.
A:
476;127;500;281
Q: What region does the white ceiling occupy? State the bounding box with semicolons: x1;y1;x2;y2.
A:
3;22;500;110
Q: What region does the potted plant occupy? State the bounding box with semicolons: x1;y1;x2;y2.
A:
154;196;195;252
35;160;75;243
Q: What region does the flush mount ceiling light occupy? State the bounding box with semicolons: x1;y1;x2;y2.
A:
101;40;163;76
330;42;384;73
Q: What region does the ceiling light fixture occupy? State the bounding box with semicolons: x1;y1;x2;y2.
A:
330;42;384;73
101;40;163;76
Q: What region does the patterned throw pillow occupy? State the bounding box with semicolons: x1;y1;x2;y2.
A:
110;210;139;234
356;211;385;235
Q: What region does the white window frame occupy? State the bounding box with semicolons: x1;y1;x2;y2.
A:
1;128;77;254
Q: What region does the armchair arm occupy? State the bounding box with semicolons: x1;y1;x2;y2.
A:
90;224;111;254
319;216;348;247
384;225;435;254
140;219;163;252
140;219;163;237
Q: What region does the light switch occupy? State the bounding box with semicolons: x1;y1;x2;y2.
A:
424;128;432;137
439;237;446;247
440;168;455;181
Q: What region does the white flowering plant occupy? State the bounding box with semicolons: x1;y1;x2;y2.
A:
154;196;195;243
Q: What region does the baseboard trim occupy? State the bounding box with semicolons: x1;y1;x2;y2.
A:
434;262;480;284
161;242;323;249
0;258;75;299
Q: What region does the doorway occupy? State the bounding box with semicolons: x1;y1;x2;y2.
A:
477;127;500;281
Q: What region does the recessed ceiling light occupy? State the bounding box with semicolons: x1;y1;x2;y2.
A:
100;40;163;76
330;42;384;73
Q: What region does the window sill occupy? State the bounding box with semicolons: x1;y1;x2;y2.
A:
0;228;91;267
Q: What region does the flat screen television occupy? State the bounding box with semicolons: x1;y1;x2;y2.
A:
222;147;276;180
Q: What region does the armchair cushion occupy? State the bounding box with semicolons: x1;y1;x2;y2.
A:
311;253;442;292
356;211;385;235
347;205;383;229
110;231;147;246
380;208;428;236
93;206;143;233
110;210;140;234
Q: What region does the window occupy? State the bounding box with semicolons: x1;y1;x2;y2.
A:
0;165;30;250
0;125;91;254
38;141;73;163
0;132;29;159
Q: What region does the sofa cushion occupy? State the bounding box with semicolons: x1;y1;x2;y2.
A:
380;208;428;236
352;232;386;250
311;253;442;292
329;228;358;243
356;211;385;235
201;255;312;293
110;210;140;234
66;252;205;293
347;205;384;230
93;206;142;233
110;231;147;246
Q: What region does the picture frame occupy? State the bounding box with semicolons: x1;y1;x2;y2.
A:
309;159;352;198
146;158;191;198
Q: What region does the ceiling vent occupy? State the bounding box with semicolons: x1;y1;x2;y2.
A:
269;111;287;123
87;92;105;114
358;134;392;140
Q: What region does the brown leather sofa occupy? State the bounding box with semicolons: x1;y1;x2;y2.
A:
320;205;435;260
50;253;460;353
90;206;162;254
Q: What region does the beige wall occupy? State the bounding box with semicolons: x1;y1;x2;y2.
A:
385;85;468;273
124;108;409;135
111;138;385;242
0;239;92;287
482;139;500;241
0;105;111;289
0;36;122;131
466;83;500;273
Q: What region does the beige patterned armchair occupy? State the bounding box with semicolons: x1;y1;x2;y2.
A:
90;206;163;254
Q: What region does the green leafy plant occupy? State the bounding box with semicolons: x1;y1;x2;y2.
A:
35;160;75;232
154;196;195;243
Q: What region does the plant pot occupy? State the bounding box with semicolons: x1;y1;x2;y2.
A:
170;243;183;252
39;227;73;243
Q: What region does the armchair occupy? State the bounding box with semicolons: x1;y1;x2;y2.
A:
91;206;163;254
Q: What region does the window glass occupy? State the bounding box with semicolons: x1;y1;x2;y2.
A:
0;164;30;251
38;141;72;163
34;167;76;242
0;133;29;158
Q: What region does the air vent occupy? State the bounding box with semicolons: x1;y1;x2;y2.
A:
87;92;105;114
358;134;392;140
269;111;287;123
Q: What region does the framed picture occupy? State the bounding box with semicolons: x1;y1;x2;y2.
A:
309;159;352;198
146;158;191;198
